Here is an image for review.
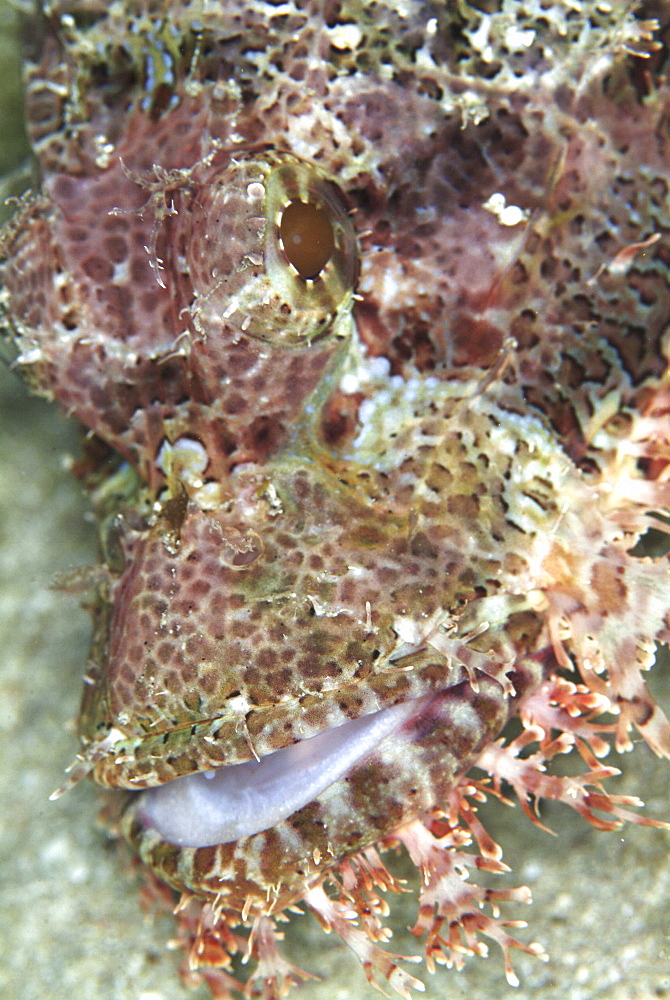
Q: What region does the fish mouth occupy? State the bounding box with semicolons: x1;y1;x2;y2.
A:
136;694;433;848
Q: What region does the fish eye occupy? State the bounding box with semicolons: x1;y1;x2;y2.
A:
279;199;335;279
263;157;358;342
174;152;357;346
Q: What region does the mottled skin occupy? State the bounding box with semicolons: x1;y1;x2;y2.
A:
2;1;670;996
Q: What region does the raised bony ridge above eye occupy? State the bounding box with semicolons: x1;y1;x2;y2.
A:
175;151;358;347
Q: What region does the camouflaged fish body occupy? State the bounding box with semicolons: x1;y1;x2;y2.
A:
2;1;670;995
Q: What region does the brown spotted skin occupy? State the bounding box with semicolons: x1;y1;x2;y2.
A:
2;1;670;995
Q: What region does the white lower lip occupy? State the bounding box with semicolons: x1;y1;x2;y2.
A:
136;696;429;848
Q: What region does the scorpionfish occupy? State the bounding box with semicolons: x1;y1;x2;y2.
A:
2;1;670;997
